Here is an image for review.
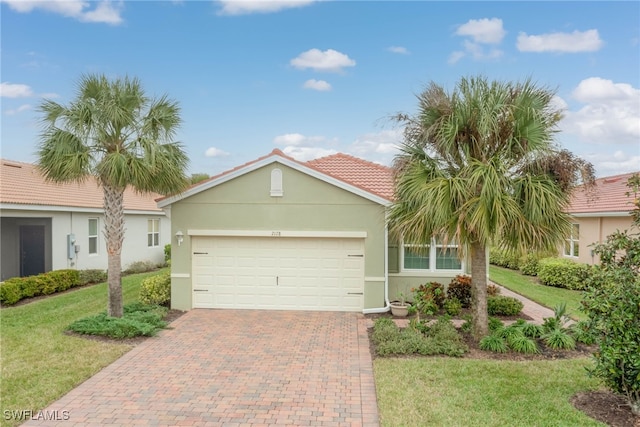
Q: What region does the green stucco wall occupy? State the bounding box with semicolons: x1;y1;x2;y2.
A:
168;162;387;311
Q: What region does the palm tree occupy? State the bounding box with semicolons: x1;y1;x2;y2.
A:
389;76;594;339
37;74;189;318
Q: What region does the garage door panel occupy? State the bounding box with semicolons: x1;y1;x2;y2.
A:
192;236;364;311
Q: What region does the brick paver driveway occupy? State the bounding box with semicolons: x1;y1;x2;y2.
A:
25;310;379;427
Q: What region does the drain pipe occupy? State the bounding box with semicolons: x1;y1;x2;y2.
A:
362;224;391;314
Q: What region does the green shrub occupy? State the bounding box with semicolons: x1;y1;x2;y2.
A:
79;269;107;285
487;296;524;316
164;244;171;262
413;281;445;315
488;317;504;332
139;271;171;306
479;335;508;353
489;248;520;270
447;275;472;308
67;303;168;338
123;260;157;275
570;320;596;345
444;297;462;316
537;257;592;290
0;269;80;305
519;253;542;276
543;328;576;350
507;334;540;354
521;322;544;339
0;280;22;305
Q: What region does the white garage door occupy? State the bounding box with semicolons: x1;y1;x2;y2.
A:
191;236;365;311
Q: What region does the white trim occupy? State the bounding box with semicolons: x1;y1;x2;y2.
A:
570;212;631;218
187;229;367;239
400;239;465;273
364;276;386;282
157;153;391;208
389;272;463;278
0;203;164;216
171;273;191;278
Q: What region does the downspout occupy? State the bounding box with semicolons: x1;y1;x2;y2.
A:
362;222;391;314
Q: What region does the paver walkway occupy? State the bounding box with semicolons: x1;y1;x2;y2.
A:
494;282;556;324
24;310;379;427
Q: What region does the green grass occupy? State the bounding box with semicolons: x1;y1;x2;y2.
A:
374;357;604;426
0;269;166;427
489;265;586;321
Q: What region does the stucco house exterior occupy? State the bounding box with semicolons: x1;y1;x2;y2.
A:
0;159;170;280
564;171;638;265
158;149;470;313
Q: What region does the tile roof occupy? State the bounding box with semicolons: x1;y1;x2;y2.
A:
567;171;639;214
0;159;163;212
305;153;394;201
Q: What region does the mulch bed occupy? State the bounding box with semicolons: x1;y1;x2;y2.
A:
572;391;639;427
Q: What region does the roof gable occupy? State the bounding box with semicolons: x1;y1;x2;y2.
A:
157;149;393;208
568;171;638;215
0;159;162;212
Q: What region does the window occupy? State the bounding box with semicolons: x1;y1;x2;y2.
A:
148;219;160;247
88;218;98;255
564;223;580;257
402;238;462;271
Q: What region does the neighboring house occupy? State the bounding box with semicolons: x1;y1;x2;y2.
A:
564;171;638;265
158;149;470;313
0;159;170;280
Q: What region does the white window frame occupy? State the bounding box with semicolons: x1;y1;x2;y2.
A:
564;223;580;258
147;219;160;248
401;238;464;273
88;218;99;255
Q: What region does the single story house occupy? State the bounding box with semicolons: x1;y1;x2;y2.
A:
564;171;638;265
158;149;470;313
0;159;170;280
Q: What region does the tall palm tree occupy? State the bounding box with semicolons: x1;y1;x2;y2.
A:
389;76;594;339
37;74;189;318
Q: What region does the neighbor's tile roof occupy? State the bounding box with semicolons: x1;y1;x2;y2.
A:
0;159;162;212
568;171;638;214
306;153;394;201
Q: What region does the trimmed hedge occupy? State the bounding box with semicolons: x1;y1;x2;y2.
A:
0;269;81;305
489;248;521;270
139;271;171;306
537;257;592;290
487;295;524;316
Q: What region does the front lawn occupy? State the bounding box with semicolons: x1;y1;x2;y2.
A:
489;265;586;321
0;270;166;427
374;357;603;426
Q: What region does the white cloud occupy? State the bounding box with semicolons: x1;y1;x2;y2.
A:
282;146;337;161
4;104;32;115
348;129;403;165
450;18;505;63
303;79;332;91
1;0;123;25
517;29;603;53
290;49;356;73
582;151;640;177
205;147;230;157
550;95;569;112
217;0;315;15
273;133;325;146
455;18;506;44
561;78;640;145
0;82;34;98
387;46;410;55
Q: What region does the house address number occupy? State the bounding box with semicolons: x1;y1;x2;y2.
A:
271;231;281;237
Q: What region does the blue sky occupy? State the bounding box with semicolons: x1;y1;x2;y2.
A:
1;1;639;177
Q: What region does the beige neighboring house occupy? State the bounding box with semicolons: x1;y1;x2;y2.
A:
0;159;170;280
158;149;470;313
564;171;638;265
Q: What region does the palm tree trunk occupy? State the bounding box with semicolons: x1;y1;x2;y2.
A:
470;242;488;339
103;184;125;318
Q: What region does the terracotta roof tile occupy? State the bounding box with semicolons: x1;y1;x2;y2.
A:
306;153;394;201
0;159;163;212
568;171;639;214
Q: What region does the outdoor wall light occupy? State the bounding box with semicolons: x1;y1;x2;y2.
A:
175;230;184;246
